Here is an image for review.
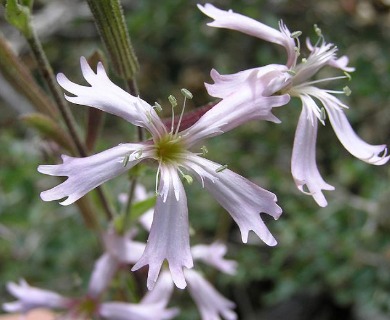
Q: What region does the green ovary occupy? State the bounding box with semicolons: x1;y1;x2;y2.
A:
155;134;184;163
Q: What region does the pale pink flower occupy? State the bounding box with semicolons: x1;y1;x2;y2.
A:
4;257;177;320
99;302;178;320
199;3;389;207
191;242;237;275
184;269;237;320
88;228;146;297
38;57;284;289
2;279;70;313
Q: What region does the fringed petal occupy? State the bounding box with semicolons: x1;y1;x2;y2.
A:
185;155;281;246
184;68;290;146
197;3;294;59
292;104;335;207
38;143;147;205
3;280;69;313
325;103;389;165
191;242;237;275
185;269;237;320
132;165;193;290
140;271;175;306
57;57;166;137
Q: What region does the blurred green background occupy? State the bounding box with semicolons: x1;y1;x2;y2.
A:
0;0;390;319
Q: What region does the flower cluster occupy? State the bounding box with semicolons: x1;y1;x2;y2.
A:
199;3;389;207
3;3;388;320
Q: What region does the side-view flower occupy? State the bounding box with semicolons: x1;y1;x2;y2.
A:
37;57;287;290
198;3;389;207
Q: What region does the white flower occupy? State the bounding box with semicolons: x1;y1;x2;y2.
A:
191;242;237;275
199;3;389;207
38;57;284;289
184;269;237;320
88;228;146;297
2;279;70;313
99;302;178;320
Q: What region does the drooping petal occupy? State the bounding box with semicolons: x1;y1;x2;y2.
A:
38;143;148;205
198;3;295;65
3;280;70;313
291;103;335;207
141;271;175;307
132;165;193;290
324;101;389;165
104;228;146;264
191;242;237;275
185;269;237;320
328;55;355;72
57;57;166;138
183;68;290;146
185;155;282;246
99;302;179;320
88;253;119;298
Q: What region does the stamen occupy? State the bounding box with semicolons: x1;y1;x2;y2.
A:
215;164;228;173
134;149;143;159
301;58;307;63
155;164;161;195
180;88;193;99
168;95;177;107
295;75;348;87
343;86;352;96
168;95;177;134
175;88;193;136
314;24;322;37
122;154;130;167
286;69;296;76
344;72;352;81
201;145;208;156
153;102;163;112
177;167;193;185
290;31;302;57
313;24;325;48
182;174;193;185
320;107;327;122
291;31;302;39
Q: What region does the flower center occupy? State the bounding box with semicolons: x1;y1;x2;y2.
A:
155;133;184;163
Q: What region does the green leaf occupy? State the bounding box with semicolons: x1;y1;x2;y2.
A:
5;0;32;37
130;196;156;221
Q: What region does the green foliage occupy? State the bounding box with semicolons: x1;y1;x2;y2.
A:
5;0;32;37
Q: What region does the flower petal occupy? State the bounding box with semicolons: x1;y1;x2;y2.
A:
191;242;237;275
184;68;290;146
38;143;147;205
57;57;166;137
99;302;179;320
318;93;389;165
197;3;295;61
132;165;193;290
292;104;335;207
88;253;119;298
185;155;281;246
185;269;237;320
141;270;174;306
104;228;146;264
3;280;69;313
